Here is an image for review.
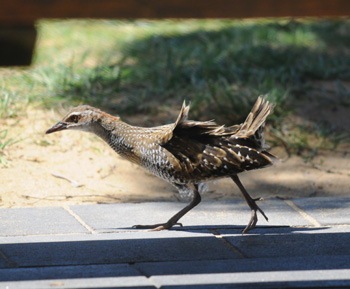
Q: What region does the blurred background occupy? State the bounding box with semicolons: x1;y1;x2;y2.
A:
0;1;349;207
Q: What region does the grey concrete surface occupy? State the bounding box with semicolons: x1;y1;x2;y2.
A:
0;197;349;288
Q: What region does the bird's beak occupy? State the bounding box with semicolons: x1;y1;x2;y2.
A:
45;122;68;134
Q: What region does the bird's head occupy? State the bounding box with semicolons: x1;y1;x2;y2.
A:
45;105;104;134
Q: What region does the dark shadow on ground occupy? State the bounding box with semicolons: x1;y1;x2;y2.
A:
1;230;349;281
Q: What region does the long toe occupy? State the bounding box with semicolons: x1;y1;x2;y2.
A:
256;203;268;222
133;222;182;231
242;210;258;234
150;222;183;231
132;224;159;229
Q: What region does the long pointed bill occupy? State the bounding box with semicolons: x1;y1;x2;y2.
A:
45;122;68;134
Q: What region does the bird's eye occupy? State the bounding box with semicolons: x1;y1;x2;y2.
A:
68;115;80;123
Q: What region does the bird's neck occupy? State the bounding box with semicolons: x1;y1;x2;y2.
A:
91;113;140;163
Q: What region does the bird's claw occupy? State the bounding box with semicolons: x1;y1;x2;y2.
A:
242;197;268;234
133;222;183;231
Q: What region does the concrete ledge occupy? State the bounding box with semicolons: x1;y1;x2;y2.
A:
0;198;349;288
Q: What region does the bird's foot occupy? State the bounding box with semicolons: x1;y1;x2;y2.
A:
133;222;183;231
242;197;268;234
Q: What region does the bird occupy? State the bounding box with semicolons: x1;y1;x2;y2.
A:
46;96;276;233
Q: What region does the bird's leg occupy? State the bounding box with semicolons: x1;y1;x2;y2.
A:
133;185;201;231
231;175;268;234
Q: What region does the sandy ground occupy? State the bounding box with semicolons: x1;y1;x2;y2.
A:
0;106;349;209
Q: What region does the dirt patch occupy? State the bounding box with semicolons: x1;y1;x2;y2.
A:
0;107;349;208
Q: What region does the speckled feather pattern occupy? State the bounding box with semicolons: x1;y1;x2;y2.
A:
56;97;275;198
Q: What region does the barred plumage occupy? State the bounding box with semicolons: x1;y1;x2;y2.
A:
46;96;276;233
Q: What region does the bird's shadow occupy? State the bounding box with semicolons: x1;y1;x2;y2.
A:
114;225;328;235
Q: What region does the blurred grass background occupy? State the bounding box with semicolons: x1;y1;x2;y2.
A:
1;18;350;164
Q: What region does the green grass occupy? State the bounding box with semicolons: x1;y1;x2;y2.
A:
27;20;350;112
1;19;350;160
0;129;18;166
270;121;349;161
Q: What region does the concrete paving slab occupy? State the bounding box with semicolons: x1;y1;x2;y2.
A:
0;231;240;268
70;202;183;233
0;263;141;281
256;199;313;226
242;225;350;234
217;227;350;259
151;269;350;288
0;199;349;288
292;197;350;225
69;199;310;233
0;276;155;289
0;251;11;268
0;229;212;244
135;255;350;277
0;207;89;236
178;199;311;228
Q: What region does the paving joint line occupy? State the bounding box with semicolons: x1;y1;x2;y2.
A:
210;229;247;259
0;249;16;268
284;200;321;227
130;263;160;288
63;206;96;234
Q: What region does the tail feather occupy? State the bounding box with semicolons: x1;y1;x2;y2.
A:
233;96;274;149
172;97;273;151
174;101;190;127
174;101;224;136
238;96;272;135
